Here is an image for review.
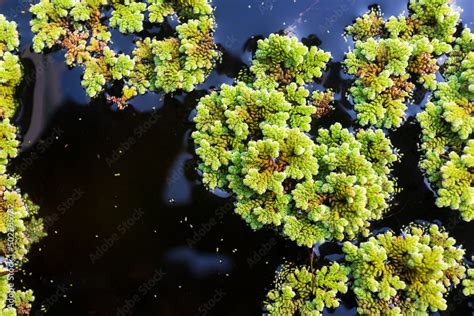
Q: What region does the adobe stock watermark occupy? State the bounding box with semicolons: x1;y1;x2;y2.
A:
247;238;276;268
5;204;17;310
14;127;64;175
318;0;356;34
34;283;69;316
259;0;277;15
104;111;160;167
43;188;85;231
3;0;30;21
224;35;237;48
186;201;233;247
89;208;145;264
166;157;195;186
195;288;226;316
23;54;56;88
116;268;166;316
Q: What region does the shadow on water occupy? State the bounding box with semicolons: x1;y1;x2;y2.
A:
0;0;472;315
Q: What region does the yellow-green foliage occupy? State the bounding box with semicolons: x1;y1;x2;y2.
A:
344;0;460;129
463;269;474;296
264;262;349;315
417;28;473;221
343;223;467;315
193;34;399;247
0;15;22;120
406;0;459;44
344;38;414;128
30;0;220;108
0;14;46;316
0;272;35;316
345;7;384;41
250;34;331;90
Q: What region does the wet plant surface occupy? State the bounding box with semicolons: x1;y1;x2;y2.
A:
0;0;473;315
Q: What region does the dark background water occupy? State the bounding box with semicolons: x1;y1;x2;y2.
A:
0;0;473;315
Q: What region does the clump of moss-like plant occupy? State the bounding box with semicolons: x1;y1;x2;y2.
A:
193;34;399;247
417;28;473;221
344;0;460;129
30;0;220;108
0;14;46;315
343;223;468;315
345;6;385;41
264;262;349;315
264;222;472;315
464;269;474;296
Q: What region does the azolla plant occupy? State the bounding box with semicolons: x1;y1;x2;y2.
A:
344;0;460;129
0;15;46;315
418;28;473;221
265;223;472;315
193;34;399;247
30;0;220;108
264;262;349;315
464;269;474;296
343;223;468;315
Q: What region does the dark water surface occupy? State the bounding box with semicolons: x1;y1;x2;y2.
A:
0;0;473;315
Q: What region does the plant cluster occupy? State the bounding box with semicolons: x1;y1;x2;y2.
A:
464;269;474;296
344;0;460;129
193;33;399;247
343;223;467;315
417;28;473;221
0;15;46;316
264;262;349;315
265;222;472;315
30;0;220;108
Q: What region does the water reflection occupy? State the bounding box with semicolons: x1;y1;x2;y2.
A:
0;0;471;314
164;247;232;278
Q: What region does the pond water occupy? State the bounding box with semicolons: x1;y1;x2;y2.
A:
0;0;473;315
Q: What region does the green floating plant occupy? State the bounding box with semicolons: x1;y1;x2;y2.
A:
0;14;46;316
0;272;35;316
417;28;473;221
264;262;350;315
249;33;331;90
30;0;220;108
265;222;472;315
344;38;414;129
386;0;459;45
193;34;399;247
343;223;467;315
345;7;385;41
344;0;460;129
464;269;474;296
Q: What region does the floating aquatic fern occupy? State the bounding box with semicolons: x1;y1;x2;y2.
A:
20;1;474;315
392;0;459;44
343;223;468;315
250;33;331;90
265;222;472;315
417;28;473;221
464;269;474;296
344;38;414;129
0;14;46;315
193;34;399;247
344;0;460;129
30;0;220;108
264;262;350;315
345;7;385;41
